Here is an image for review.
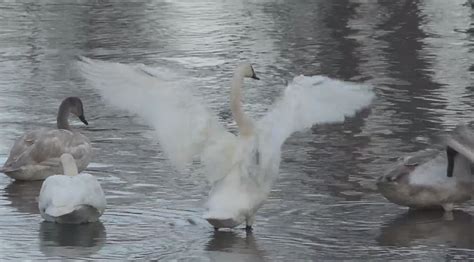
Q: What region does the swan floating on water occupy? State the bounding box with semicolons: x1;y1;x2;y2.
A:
78;57;374;230
38;153;106;224
377;125;474;212
1;97;92;181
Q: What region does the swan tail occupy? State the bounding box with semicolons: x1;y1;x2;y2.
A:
377;165;412;185
45;205;75;217
203;211;243;229
0;166;16;173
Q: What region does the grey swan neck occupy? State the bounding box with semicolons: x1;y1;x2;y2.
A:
57;100;72;130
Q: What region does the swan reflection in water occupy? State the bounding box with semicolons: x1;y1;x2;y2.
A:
3;181;43;214
39;221;106;258
377;209;474;248
205;231;265;262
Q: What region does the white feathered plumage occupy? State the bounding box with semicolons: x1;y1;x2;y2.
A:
38;153;106;224
78;57;374;229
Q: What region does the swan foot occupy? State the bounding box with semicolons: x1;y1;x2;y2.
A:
245;215;255;228
245;225;253;232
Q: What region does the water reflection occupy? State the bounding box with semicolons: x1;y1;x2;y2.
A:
205;231;265;262
3;180;42;214
377;210;474;248
39;221;106;257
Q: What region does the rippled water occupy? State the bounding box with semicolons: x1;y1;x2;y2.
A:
0;0;473;260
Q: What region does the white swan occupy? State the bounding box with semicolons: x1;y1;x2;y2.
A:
377;125;474;212
1;97;92;180
78;57;374;229
38;153;106;224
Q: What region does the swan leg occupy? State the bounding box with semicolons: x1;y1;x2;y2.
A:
245;225;253;232
245;215;255;231
442;211;454;221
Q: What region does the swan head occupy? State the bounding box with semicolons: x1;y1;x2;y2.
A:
63;97;88;125
237;63;259;80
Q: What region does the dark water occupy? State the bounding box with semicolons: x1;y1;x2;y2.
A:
0;0;473;260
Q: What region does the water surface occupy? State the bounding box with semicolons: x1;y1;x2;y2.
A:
0;0;473;260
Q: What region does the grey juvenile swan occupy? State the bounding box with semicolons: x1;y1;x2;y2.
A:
377;125;474;211
1;97;92;180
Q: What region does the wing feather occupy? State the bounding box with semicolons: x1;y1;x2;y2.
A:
258;75;375;153
77;57;235;181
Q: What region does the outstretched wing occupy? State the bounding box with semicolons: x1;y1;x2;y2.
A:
258;75;375;157
77;57;236;182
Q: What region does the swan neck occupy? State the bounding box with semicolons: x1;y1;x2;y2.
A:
57;101;71;130
230;71;253;136
61;159;78;176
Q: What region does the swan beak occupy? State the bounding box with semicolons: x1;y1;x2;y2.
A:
251;74;260;80
79;115;89;125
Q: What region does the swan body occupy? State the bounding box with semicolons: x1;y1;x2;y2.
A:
377;125;474;211
1;97;92;180
204;135;267;229
78;57;374;229
38;153;106;224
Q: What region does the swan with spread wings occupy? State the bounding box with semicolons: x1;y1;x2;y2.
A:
78;57;374;230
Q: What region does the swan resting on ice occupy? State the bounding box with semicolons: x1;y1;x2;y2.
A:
38;153;106;224
377;125;474;212
1;97;92;181
78;57;374;230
